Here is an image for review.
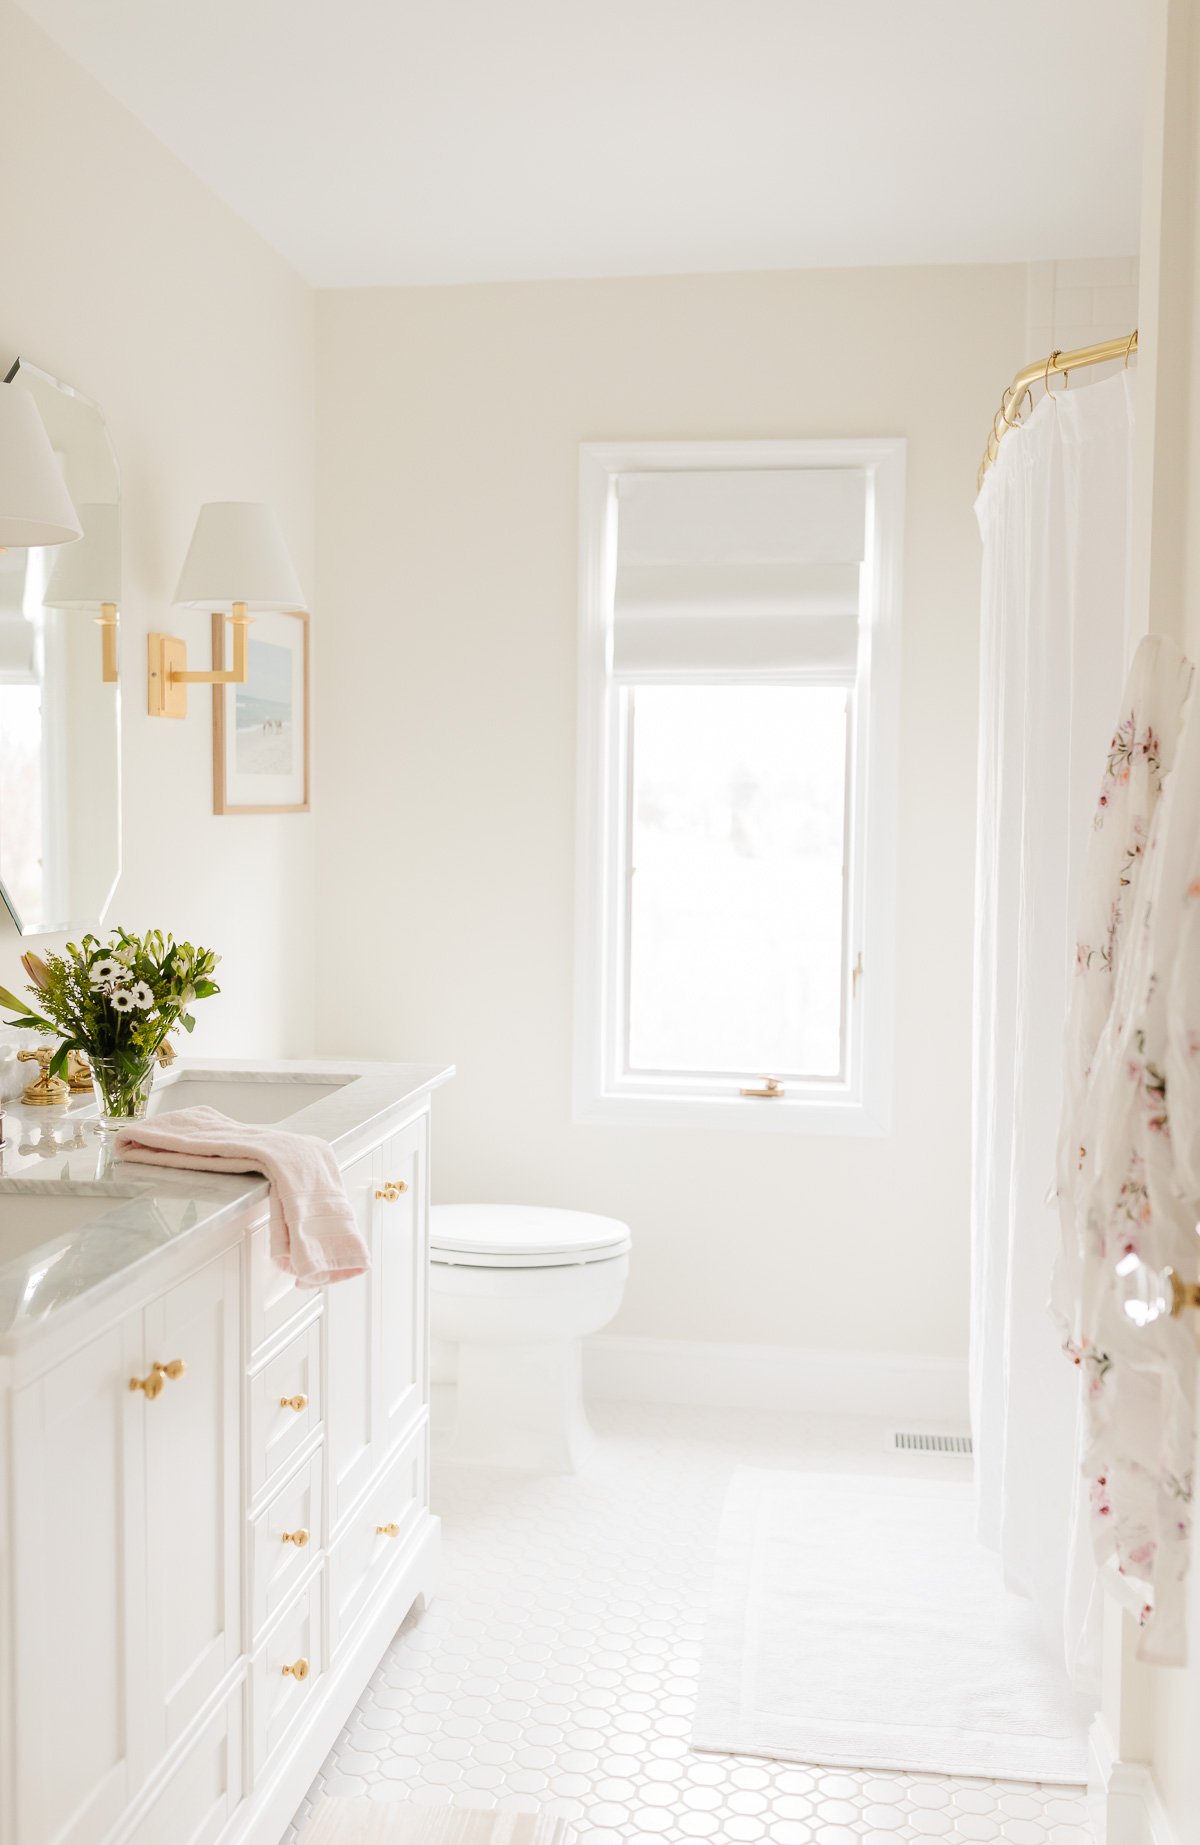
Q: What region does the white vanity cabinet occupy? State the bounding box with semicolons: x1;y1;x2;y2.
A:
143;1249;243;1762
10;1249;242;1845
0;1069;445;1845
10;1308;148;1845
327;1116;427;1531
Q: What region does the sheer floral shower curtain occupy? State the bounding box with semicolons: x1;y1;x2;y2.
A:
971;371;1139;1690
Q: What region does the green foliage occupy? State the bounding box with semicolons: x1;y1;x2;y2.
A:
0;927;221;1079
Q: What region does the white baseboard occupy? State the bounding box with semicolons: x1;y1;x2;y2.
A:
1089;1716;1177;1845
583;1334;969;1425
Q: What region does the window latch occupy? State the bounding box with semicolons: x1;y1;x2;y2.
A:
852;952;864;998
739;1076;785;1099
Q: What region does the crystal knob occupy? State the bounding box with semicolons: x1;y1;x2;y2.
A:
1115;1253;1200;1327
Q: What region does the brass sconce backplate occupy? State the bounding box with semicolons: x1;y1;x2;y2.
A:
147;633;189;719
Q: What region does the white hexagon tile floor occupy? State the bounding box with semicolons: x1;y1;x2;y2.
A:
288;1400;1093;1845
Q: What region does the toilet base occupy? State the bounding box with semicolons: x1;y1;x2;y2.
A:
448;1337;597;1472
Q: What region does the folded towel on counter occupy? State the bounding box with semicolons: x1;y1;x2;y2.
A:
114;1105;368;1286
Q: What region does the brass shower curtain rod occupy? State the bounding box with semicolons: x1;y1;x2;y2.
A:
977;329;1138;489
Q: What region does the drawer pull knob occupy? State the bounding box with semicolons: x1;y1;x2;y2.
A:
281;1527;310;1547
375;1180;409;1201
129;1359;187;1398
376;1521;400;1537
281;1657;310;1681
279;1393;308;1413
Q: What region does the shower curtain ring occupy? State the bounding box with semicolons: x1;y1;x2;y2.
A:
1044;349;1061;401
1124;329;1138;368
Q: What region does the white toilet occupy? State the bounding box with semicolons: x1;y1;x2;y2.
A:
429;1203;631;1472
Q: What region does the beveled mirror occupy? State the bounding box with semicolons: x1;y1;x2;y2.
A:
0;358;121;935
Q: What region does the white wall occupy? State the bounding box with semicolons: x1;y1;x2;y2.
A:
0;0;317;1055
315;265;1027;1359
1025;256;1140;358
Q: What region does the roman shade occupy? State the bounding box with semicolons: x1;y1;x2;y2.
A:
612;467;867;679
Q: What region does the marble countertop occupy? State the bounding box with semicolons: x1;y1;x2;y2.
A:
0;1057;453;1354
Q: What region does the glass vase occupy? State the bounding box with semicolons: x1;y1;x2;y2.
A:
90;1054;157;1132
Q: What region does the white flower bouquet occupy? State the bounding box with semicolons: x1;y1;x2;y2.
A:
0;927;221;1128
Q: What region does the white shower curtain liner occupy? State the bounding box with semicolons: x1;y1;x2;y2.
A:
972;370;1140;1691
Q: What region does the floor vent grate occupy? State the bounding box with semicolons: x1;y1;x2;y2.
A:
894;1430;973;1455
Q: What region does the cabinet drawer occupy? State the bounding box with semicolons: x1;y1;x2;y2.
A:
251;1570;324;1782
124;1683;243;1845
329;1418;426;1661
249;1447;323;1641
249;1316;322;1500
246;1218;310;1358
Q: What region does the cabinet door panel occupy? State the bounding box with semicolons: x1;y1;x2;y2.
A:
143;1248;241;1759
246;1217;306;1357
329;1416;426;1662
12;1313;145;1845
325;1143;379;1529
249;1448;322;1640
378;1115;427;1453
250;1569;324;1781
248;1314;322;1501
123;1685;243;1845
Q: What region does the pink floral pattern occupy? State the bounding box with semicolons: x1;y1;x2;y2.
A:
1056;633;1198;1666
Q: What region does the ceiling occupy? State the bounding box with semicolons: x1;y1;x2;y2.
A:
20;0;1147;288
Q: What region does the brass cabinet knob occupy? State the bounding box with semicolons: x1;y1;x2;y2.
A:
374;1180;409;1202
129;1359;187;1398
281;1657;310;1680
279;1393;308;1413
376;1522;400;1537
281;1528;310;1548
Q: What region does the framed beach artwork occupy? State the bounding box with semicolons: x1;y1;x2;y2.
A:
211;608;310;814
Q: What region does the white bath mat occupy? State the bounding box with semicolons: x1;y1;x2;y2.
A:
693;1468;1091;1784
302;1800;576;1844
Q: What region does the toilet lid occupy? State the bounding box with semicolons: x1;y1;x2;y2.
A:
430;1204;632;1269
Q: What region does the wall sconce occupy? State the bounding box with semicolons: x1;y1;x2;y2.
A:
43;502;121;683
0;380;83;549
147;501;305;719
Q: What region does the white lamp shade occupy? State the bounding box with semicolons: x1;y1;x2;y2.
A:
173;501;306;612
0;385;83;548
43;502;121;607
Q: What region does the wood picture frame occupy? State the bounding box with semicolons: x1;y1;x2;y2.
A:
211;607;310;815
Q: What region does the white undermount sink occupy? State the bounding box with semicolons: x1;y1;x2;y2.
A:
0;1192;138;1263
145;1069;352;1126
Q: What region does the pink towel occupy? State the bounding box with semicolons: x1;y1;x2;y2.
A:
114;1105;369;1287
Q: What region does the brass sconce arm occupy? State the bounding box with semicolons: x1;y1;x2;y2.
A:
96;603;119;684
147;605;252;719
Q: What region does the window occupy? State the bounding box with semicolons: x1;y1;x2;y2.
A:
574;440;904;1132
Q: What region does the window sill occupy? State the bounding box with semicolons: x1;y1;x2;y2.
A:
573;1088;891;1136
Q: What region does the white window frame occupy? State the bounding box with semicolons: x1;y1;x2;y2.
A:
573;438;905;1135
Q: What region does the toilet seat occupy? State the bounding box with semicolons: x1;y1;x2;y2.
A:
430;1203;632;1269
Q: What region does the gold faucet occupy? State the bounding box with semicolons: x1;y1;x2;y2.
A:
16;1046;70;1107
